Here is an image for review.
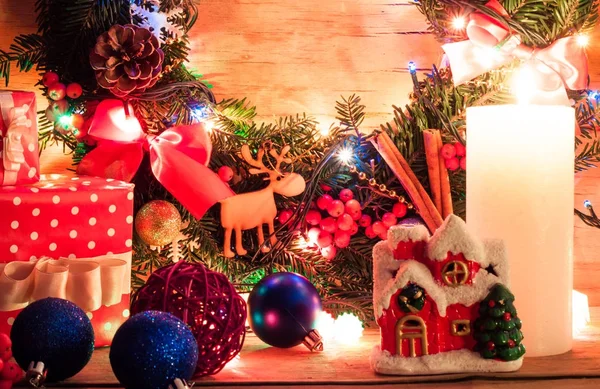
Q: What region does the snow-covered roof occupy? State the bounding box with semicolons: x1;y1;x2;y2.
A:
426;215;486;264
387;224;430;249
373;215;510;319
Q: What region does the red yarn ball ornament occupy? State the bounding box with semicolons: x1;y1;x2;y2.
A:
131;261;247;377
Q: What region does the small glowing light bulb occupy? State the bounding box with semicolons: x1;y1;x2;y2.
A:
315;311;336;340
333;313;364;345
452;16;466;30
576;34;590;48
408;61;417;74
573;290;591;336
58;115;73;127
319;125;330;138
584;199;592;209
337;147;353;164
204;120;215;133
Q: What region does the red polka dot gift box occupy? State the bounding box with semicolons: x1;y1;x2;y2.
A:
0;174;134;346
0;91;39;186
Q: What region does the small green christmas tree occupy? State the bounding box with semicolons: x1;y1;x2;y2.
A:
473;284;525;361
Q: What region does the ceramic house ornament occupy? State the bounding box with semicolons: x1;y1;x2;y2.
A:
371;215;525;375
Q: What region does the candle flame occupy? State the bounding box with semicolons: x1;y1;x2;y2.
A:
512;64;537;105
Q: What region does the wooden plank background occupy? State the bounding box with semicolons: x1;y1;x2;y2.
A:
1;0;599;303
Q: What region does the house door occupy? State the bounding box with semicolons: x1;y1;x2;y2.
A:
396;315;428;357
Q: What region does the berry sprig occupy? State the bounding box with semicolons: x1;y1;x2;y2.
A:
279;185;413;260
42;71;86;138
440;142;466;171
0;333;24;389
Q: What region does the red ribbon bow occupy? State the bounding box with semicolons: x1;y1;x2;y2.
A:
442;0;588;105
78;99;234;219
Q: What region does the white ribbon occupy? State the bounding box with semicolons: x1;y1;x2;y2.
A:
0;253;130;312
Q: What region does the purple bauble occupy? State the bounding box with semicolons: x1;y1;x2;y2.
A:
248;272;322;348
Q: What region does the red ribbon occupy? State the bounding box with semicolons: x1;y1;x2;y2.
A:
442;0;588;104
78;99;234;219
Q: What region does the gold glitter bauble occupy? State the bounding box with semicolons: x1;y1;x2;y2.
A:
135;200;182;246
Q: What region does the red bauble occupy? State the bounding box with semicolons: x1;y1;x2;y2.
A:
0;362;21;383
339;189;354;202
359;214;372;227
372;221;386;235
365;225;377;239
321;245;337;260
42;71;59;87
381;212;397;228
317;194;333;210
508;339;516;348
71;113;85;130
306;209;322;226
334;230;351;248
130;262;246;377
488;300;496;307
317;231;333;248
459;157;466;171
344;199;361;214
393;202;408;218
454;142;466;157
320;183;332;192
66;83;83;99
503;312;512;321
486;341;495;351
48;82;67;101
327;200;345;217
440;143;456;160
278;209;293;224
350;222;359;235
320;217;337;233
445;157;460;171
218;166;234;182
0;333;11;361
337;213;353;231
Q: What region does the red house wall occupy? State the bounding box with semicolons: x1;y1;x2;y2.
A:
378;288;480;357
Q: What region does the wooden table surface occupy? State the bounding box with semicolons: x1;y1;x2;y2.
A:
30;308;600;388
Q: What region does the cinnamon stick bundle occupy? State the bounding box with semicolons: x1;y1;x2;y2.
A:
434;131;454;218
423;130;443;214
371;132;443;233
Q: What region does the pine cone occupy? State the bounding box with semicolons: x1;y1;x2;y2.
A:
90;24;164;98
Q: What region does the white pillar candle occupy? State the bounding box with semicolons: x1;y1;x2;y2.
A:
466;105;574;357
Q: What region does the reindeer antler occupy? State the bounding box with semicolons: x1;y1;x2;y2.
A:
269;145;292;172
241;144;270;175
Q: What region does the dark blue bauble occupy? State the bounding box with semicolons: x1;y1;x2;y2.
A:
248;272;322;348
10;297;94;383
398;216;425;227
109;311;198;389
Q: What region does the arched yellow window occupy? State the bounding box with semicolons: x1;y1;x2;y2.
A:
396;315;428;357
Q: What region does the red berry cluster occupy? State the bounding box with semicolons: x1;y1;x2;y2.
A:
0;333;23;389
279;185;409;260
440;142;466;171
42;71;86;137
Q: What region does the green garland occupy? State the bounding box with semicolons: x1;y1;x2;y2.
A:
1;0;599;322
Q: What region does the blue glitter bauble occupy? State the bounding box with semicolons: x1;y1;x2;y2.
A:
110;311;198;389
10;297;95;383
248;272;322;348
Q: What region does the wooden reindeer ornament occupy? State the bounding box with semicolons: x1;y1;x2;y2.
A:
219;144;306;258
